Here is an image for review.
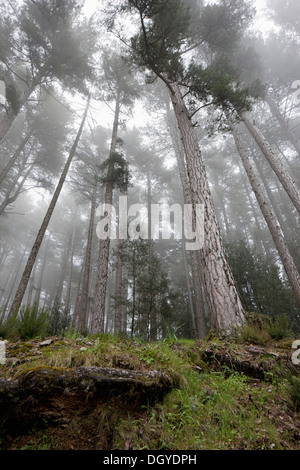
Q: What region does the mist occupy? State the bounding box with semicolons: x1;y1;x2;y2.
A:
0;0;299;341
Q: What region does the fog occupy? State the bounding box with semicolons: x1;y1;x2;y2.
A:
0;0;299;340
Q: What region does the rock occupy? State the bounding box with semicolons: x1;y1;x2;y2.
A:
39;339;54;347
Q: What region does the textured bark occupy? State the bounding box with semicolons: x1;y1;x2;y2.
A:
92;94;120;334
9;98;89;315
242;112;300;216
232;124;300;309
166;102;206;336
168;80;245;333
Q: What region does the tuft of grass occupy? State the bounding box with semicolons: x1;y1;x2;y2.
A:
239;323;271;345
267;314;293;341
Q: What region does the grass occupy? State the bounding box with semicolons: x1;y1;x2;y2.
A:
1;321;300;450
124;364;292;450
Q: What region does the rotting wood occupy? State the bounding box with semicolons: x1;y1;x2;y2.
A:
0;366;173;436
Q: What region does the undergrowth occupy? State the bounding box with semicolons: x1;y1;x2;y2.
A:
1;311;299;450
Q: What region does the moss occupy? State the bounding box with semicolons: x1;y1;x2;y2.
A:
7;342;35;357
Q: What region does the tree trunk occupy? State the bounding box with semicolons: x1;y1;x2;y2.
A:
9;98;89;315
92;94;120;334
265;94;300;159
242;111;300;216
114;235;125;335
166;100;206;337
252;152;300;272
0;130;32;186
167;80;245;334
232;124;300;309
0;68;45;143
77;185;97;332
65;214;77;312
0;160;33;216
33;235;50;308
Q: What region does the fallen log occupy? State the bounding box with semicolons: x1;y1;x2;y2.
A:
0;366;172;436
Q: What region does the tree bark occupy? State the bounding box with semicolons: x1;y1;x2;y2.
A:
167;79;245;334
92;93;120;334
242;111;300;216
9;98;90;315
232;124;300;309
166;101;206;336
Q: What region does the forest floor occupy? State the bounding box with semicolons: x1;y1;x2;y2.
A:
0;330;300;452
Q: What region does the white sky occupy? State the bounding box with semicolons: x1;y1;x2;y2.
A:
82;0;275;33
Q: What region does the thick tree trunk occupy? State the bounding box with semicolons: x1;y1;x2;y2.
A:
232;124;300;309
168;80;245;333
92;94;120;334
166;101;206;336
9;98;89;315
242;112;300;216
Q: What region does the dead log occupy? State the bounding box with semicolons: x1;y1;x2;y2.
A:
0;366;172;436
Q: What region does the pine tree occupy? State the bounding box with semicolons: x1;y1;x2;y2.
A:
115;0;255;334
0;0;95;142
9;98;90;316
91;51;138;334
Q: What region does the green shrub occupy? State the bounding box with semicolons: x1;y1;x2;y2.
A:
47;302;72;336
0;315;18;340
288;376;300;410
17;304;49;339
267;314;292;341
